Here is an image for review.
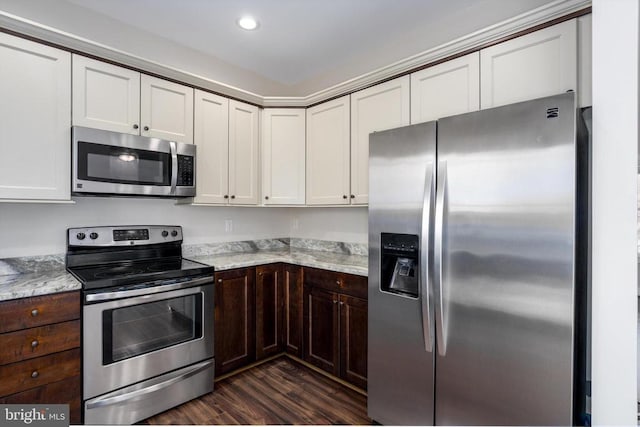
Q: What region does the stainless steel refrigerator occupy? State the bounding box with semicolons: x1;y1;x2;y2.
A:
368;92;588;426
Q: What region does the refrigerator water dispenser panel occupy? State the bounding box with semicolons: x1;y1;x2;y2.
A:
380;233;419;297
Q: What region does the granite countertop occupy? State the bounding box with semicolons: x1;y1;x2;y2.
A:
0;239;368;302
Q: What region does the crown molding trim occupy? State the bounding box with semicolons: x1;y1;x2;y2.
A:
0;0;590;108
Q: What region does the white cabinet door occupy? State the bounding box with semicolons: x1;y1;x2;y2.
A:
0;33;71;201
577;14;592;108
72;55;140;135
229;100;259;205
306;96;350;205
193;89;229;205
262;108;306;205
480;19;577;109
411;52;480;124
351;76;410;205
140;74;194;144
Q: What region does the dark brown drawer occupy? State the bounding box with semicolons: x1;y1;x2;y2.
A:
303;267;368;299
0;375;81;425
0;320;80;365
0;291;80;334
0;348;80;397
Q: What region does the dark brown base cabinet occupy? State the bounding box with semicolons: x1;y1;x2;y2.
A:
214;268;256;375
214;264;367;389
0;291;81;424
303;267;368;389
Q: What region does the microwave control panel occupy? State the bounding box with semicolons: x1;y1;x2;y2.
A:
177;155;194;187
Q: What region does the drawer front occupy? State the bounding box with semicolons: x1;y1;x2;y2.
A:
0;375;81;425
0;292;80;334
0;320;80;365
0;348;81;397
303;267;367;299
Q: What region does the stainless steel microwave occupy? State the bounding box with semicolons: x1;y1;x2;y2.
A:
72;126;196;197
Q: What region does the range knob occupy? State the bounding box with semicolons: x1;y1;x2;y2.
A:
171;230;178;237
76;232;86;240
89;232;99;240
162;230;169;237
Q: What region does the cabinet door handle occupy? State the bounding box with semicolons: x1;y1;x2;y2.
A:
350;194;355;199
333;300;338;304
143;126;149;131
31;370;39;378
231;195;236;199
31;309;38;317
133;124;139;130
217;279;222;283
31;340;39;348
339;301;344;306
224;195;229;199
342;195;347;199
265;196;269;200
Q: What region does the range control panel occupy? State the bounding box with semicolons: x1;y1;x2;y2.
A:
68;225;182;247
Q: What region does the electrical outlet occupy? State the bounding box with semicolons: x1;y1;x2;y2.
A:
225;219;233;233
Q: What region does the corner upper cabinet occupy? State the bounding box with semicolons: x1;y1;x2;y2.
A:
72;55;194;144
350;76;410;204
229;100;260;205
0;33;71;201
480;19;577;109
72;55;140;134
410;52;480;124
193;90;229;204
140;74;194;144
306;96;350;205
261;109;306;205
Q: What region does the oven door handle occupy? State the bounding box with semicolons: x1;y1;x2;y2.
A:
85;276;213;303
85;360;212;410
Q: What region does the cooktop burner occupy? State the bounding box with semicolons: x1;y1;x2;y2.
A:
66;225;214;292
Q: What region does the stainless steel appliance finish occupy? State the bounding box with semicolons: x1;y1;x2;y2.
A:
368;122;436;425
82;281;214;400
84;360;214;425
66;225;215;425
368;93;587;426
72;126;196;197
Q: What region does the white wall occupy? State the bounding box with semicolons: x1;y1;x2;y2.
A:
289;207;368;244
0;198;292;258
591;0;638;424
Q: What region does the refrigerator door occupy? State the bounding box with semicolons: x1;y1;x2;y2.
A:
368;122;437;425
434;92;577;425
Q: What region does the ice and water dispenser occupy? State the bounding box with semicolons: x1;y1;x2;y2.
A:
380;233;419;297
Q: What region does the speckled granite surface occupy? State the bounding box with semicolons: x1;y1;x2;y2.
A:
0;254;81;301
0;239;367;302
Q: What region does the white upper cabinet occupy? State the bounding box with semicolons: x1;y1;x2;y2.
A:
193;89;229;205
73;55;194;143
306;96;351;205
0;33;71;201
411;52;480;124
577;14;592;108
229;100;260;205
262;109;306;205
140;74;194;144
480;19;577;109
72;55;140;134
351;76;410;205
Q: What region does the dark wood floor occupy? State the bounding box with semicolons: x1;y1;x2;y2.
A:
143;357;371;425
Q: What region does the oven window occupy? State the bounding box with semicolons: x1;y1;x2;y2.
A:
102;293;203;364
78;141;171;186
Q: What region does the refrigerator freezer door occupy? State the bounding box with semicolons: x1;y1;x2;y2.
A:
434;92;577;425
368;122;437;425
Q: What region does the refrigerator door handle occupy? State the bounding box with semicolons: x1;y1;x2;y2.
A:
434;159;447;356
420;161;435;353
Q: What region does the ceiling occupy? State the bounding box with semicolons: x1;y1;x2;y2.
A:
0;0;567;97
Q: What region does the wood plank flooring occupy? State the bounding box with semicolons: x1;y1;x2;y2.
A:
143;357;371;425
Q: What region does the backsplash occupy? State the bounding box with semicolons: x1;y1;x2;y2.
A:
183;238;367;258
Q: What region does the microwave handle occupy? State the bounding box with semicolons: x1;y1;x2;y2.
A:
170;141;178;195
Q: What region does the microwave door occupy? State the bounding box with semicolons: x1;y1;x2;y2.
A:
72;126;174;196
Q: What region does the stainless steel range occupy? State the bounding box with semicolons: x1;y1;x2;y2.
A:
66;225;214;425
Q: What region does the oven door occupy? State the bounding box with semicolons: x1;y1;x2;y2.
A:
72;126;175;196
83;278;214;399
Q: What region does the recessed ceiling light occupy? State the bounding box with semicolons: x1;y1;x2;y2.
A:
237;16;259;31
